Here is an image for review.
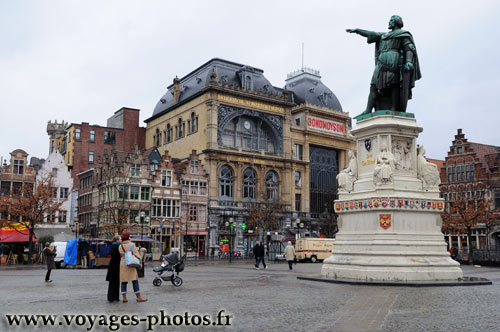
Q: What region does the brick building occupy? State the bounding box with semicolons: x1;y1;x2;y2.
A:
174;150;209;256
439;129;500;251
56;107;146;187
0;149;38;207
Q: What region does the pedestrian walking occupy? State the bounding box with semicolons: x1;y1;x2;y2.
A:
284;241;296;270
137;244;147;278
118;232;147;303
80;241;88;269
43;242;56;282
253;241;267;269
88;249;95;269
0;244;3;265
106;235;121;302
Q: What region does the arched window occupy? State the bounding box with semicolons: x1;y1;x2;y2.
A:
191;112;196;133
221;116;276;153
245;76;252;90
166;124;171;143
243;168;256;201
219;165;234;200
178;118;183;138
265;171;278;201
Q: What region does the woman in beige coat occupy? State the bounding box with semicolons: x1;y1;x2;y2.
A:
118;232;147;302
284;241;296;270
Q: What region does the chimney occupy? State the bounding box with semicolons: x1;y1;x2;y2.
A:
172;76;181;104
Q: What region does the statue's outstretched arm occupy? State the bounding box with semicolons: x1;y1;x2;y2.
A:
345;29;374;38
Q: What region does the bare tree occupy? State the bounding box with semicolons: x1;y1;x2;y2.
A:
0;176;65;264
442;196;499;264
246;194;285;242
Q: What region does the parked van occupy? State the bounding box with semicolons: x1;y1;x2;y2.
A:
51;241;67;268
295;238;335;263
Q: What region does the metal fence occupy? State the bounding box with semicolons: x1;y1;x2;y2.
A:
455;249;500;265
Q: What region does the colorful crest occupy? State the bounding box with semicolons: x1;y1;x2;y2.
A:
368;200;373;208
373;199;380;208
335;203;341;212
379;214;391;229
381;199;388;208
390;200;396;208
432;202;437;209
438;202;444;210
398;199;404;208
427;201;432;209
363;201;368;209
410;200;414;208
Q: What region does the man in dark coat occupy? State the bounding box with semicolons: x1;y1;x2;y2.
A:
106;235;121;302
43;242;56;282
253;242;267;270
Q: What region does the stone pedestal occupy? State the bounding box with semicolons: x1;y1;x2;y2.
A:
321;114;462;282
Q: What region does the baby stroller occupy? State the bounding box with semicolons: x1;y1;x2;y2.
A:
152;252;186;287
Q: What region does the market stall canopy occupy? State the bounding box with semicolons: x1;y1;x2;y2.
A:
0;229;37;243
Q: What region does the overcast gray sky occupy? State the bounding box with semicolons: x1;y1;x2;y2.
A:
1;0;499;163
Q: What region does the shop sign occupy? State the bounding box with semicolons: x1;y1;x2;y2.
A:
307;115;344;135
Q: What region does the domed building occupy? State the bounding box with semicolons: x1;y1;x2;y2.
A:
144;58;355;256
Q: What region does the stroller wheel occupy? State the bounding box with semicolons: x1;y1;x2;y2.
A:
171;276;183;287
153;278;162;287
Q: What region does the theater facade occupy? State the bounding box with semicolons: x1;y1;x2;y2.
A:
144;58;355;255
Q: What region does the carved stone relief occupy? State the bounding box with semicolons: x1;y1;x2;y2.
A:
392;138;413;171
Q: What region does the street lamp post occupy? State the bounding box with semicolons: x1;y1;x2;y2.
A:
294;218;300;239
224;217;234;264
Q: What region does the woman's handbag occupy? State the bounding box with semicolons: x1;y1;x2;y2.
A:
122;244;141;268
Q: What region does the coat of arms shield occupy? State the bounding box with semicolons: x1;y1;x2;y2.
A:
379;214;391;229
364;138;372;151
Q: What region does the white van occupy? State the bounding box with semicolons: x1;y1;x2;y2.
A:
51;242;67;268
295;238;335;263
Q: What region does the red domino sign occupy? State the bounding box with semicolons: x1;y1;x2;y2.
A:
307;115;344;135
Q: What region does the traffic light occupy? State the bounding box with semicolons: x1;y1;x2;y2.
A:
241;223;247;231
230;223;234;231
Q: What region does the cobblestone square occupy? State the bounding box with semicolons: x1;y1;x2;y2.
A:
1;261;499;332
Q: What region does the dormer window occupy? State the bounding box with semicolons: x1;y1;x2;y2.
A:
13;159;24;174
245;76;252;90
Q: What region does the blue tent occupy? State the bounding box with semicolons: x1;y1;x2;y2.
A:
64;239;79;265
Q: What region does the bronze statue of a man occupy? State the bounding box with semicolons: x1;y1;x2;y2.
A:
347;15;421;114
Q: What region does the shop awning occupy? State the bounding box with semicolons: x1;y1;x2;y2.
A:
0;230;37;243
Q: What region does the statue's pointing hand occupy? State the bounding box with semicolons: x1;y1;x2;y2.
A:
346;29;356;33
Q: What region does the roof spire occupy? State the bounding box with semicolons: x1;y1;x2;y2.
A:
301;42;304;70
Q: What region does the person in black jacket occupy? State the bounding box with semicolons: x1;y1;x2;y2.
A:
253;242;267;270
106;235;121;302
43;242;56;282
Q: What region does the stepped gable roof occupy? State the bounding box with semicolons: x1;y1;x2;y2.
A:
285;68;343;112
150;58;277;119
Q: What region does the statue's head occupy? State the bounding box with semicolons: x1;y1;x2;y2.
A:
389;15;404;29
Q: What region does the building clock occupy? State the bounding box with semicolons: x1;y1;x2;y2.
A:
243;120;251;130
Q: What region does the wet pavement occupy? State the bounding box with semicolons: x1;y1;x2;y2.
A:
1;261;499;331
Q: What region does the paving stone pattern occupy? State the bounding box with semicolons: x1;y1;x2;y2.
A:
0;262;499;332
